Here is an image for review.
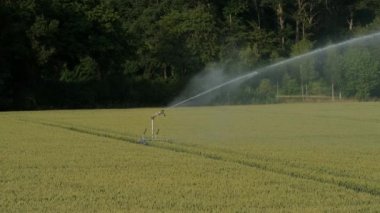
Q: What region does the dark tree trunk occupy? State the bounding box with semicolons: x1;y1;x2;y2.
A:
254;0;261;28
277;3;285;49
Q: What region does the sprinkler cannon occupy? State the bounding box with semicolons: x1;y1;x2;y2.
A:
150;110;166;139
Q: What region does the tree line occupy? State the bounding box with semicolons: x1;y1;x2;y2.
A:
1;0;380;110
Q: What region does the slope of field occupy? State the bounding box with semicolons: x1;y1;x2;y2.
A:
1;102;380;211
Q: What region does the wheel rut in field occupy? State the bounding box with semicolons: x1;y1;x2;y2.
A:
19;118;380;197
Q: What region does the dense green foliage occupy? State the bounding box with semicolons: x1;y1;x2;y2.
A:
1;0;380;109
1;103;380;211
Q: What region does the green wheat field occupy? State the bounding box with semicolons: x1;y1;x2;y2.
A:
1;102;380;211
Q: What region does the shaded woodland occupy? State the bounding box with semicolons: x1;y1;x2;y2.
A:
1;0;380;109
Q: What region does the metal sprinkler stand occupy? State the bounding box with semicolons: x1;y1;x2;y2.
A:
150;109;165;140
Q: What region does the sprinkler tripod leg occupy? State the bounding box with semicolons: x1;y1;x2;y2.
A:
151;118;154;140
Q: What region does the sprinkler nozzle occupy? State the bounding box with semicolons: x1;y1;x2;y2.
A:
151;110;166;119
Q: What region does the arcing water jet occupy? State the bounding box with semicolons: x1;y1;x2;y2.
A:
169;31;380;108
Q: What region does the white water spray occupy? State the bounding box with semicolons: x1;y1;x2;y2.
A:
169;31;380;108
169;71;259;108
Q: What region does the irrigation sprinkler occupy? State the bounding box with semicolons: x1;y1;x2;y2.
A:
150;110;165;140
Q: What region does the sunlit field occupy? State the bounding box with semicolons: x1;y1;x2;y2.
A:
1;102;380;211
